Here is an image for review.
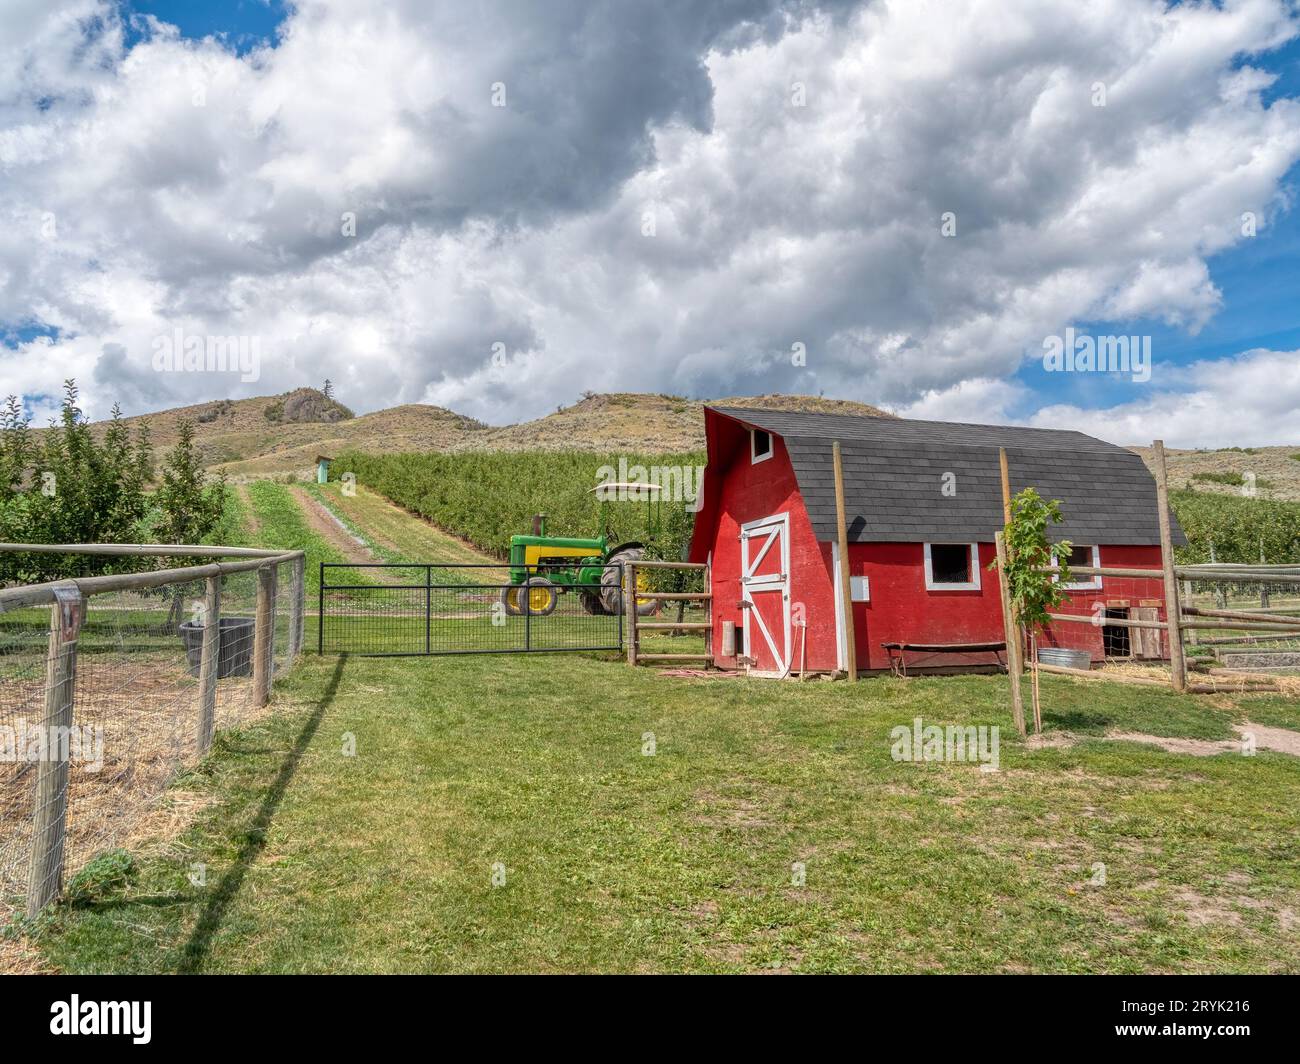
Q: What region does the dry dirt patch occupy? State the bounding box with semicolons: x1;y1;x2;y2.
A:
1105;721;1300;757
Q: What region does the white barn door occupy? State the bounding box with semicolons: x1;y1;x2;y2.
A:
740;513;791;677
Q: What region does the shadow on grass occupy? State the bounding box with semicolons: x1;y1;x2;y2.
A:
177;654;347;973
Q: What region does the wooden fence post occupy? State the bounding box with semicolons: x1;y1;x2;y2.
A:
832;441;857;682
253;564;275;706
1152;440;1187;692
289;554;304;659
995;532;1027;738
28;585;82;918
196;574;221;755
625;562;638;667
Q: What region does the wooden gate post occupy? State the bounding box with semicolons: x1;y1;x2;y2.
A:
289;554;305;659
995;532;1027;737
1152;440;1187;692
832;441;857;682
253;564;275;706
625;562;638;666
28;585;83;918
197;574;221;755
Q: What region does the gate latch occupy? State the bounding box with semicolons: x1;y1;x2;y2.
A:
51;583;84;641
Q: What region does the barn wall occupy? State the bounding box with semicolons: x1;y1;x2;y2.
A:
845;541;1005;672
707;432;836;671
843;542;1169;671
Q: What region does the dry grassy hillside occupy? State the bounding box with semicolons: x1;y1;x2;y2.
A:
472;392;895;453
66;386;1299;495
69;389;894;477
1131;444;1300;502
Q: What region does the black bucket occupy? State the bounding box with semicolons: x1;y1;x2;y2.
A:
179;617;257;678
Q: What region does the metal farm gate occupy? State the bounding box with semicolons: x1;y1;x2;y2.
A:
318;562;624;656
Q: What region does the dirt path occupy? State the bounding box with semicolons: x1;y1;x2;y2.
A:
236;483;262;540
287;486;404;584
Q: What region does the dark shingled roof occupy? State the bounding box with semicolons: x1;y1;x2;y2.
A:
711;407;1186;546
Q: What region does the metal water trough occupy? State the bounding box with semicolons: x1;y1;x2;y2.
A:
1036;647;1092;671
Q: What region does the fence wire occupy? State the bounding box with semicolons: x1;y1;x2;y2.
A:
1181;571;1300;674
0;553;302;923
319;562;624;655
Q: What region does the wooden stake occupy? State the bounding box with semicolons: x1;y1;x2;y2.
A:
999;446;1013;525
832;441;857;682
1152;440;1187;692
995;531;1026;737
1030;633;1042;735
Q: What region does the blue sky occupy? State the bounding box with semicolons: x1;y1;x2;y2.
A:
123;0;289;54
3;1;1298;445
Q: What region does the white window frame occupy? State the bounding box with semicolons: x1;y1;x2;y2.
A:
1054;544;1102;591
751;428;773;465
923;542;981;591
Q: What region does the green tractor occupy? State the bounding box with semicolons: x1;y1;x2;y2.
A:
500;483;663;618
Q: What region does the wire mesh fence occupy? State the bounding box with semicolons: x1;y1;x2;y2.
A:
1180;567;1300;675
319;562;624;655
0;546;304;923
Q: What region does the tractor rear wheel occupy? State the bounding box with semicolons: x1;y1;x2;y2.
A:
579;591;606;615
601;548;661;617
520;576;558;616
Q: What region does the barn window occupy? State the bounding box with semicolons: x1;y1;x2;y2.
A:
1054;545;1101;590
751;429;773;464
923;542;981;591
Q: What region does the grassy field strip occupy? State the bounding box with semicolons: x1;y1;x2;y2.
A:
205;486;252;549
33;660;1300;974
309;483;503;577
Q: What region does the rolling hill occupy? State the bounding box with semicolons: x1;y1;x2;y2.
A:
70;389;896;478
58;386;1300;500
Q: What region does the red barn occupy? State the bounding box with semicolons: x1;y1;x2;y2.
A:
687;407;1186;677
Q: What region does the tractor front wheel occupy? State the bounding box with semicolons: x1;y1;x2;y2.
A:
520;576;559;616
601;548;661;617
500;584;525;616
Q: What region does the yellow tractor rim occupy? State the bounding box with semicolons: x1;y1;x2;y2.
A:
505;586;525;612
527;586;556;612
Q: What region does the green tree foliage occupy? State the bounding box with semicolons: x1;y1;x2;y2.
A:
0;384;230;584
0;383;154;579
1170;489;1300;564
995;487;1073;631
0;382;153;548
151;419;228;545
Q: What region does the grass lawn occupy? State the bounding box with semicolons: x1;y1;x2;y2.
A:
32;654;1300;974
